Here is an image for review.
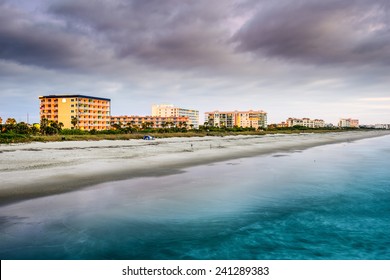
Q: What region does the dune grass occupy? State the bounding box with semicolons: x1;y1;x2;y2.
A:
0;128;361;144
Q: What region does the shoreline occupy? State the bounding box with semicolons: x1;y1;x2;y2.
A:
1;130;390;206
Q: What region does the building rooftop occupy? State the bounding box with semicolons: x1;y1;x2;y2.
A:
39;94;111;101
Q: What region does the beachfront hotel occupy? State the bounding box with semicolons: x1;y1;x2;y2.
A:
205;110;268;129
110;115;190;129
338;118;359;128
286;118;325;128
152;104;199;129
39;95;111;130
375;124;390;129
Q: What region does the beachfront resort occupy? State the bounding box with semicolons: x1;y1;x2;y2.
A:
39;95;112;131
2;93;390;134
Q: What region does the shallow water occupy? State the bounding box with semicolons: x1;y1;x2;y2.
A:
1;135;390;259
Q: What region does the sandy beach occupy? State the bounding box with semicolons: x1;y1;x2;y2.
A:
1;130;389;205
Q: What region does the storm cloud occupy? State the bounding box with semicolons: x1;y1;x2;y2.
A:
2;0;390;70
50;0;231;65
233;0;390;66
0;0;390;124
0;2;104;70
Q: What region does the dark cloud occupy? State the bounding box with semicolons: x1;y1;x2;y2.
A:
233;0;390;66
48;0;235;69
2;0;390;72
0;2;107;70
0;0;243;73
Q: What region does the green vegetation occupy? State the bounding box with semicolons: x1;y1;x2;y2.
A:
0;118;373;144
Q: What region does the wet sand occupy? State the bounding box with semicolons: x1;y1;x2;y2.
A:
1;131;389;206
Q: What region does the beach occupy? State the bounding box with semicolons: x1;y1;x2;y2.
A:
1;130;389;205
1;131;390;259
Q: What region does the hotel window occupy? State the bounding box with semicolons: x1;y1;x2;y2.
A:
71;99;74;102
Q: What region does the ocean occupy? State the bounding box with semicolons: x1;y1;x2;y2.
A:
1;135;390;259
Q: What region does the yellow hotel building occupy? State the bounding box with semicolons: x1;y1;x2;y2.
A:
39;95;111;130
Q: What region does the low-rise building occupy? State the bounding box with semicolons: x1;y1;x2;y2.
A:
111;115;190;129
338;118;359;128
152;104;199;128
324;123;335;128
205;110;267;129
39;94;111;130
286;118;325;128
374;124;390;129
277;122;289;128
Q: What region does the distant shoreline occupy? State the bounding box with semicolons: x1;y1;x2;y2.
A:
1;130;390;206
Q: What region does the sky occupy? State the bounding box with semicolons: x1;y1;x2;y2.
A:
1;0;390;125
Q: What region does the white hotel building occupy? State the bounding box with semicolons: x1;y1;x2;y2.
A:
152;104;199;128
286;118;325;128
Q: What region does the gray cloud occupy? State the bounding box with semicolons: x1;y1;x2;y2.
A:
47;0;237;70
0;3;98;70
233;0;390;66
2;0;390;72
0;0;244;73
1;0;390;125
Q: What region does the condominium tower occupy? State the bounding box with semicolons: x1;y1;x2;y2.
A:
205;110;268;129
338;118;359;128
152;104;199;128
286;118;325;128
39;95;111;130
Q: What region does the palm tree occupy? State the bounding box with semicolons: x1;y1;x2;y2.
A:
71;116;78;129
126;122;133;133
4;118;17;133
148;121;154;129
15;122;31;134
178;121;183;128
5;118;17;125
40;118;49;134
133;124;140;132
141;122;148;130
111;123;122;130
160;121;168;132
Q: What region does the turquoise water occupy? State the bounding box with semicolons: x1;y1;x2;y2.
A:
1;135;390;259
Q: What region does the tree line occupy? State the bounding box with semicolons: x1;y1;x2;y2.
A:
1;118;265;137
1;117;359;141
0;118;63;135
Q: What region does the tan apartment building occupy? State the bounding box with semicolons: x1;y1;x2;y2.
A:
205;110;267;129
111;115;190;129
39;95;111;130
286;118;325;128
152;104;199;128
338;118;359;128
